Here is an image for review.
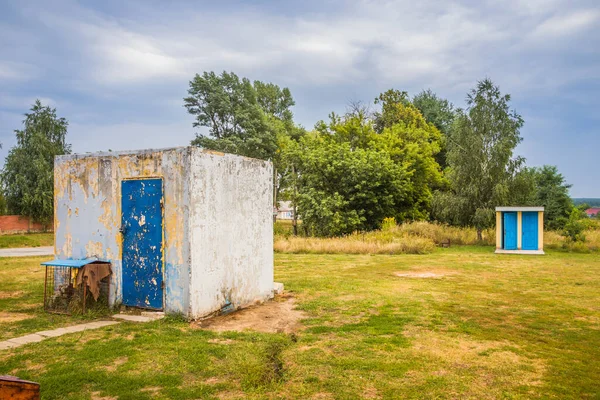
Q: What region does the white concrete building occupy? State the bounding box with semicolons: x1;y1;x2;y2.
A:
277;201;294;220
53;147;274;319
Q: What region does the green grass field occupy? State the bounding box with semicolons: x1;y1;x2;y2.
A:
0;232;54;248
1;248;599;399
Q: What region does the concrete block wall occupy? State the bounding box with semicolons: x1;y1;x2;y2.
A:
53;147;273;319
188;149;274;318
54;148;191;314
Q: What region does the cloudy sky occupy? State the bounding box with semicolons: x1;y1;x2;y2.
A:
0;0;598;196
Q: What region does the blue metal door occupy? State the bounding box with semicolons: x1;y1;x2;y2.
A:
503;212;517;250
121;179;164;309
522;212;539;250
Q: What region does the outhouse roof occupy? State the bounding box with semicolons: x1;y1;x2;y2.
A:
495;206;544;212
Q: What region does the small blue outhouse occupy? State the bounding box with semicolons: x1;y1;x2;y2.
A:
495;207;544;254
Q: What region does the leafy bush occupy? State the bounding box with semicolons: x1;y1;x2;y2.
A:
294;139;408;236
563;208;588;242
274;220;294;238
545;228;600;252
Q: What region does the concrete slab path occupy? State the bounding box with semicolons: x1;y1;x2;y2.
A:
0;246;54;257
0;320;118;350
0;313;166;351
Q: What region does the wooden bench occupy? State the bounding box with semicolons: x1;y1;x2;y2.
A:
0;376;40;399
440;239;451;248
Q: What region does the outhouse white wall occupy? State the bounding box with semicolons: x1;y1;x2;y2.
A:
188;149;274;318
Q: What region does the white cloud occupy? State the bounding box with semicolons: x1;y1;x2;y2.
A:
1;0;599;195
0;61;37;81
10;0;598;102
531;9;599;38
95;39;184;83
28;1;525;87
67;120;195;154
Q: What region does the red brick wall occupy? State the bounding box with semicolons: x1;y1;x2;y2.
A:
0;215;50;234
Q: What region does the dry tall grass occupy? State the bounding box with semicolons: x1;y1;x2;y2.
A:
274;235;435;255
398;221;495;246
274;226;436;255
274;220;600;254
545;229;600;252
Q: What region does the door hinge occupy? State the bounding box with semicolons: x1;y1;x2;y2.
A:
161;281;165;289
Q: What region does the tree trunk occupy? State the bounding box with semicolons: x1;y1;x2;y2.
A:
273;166;278;224
292;207;298;236
292;164;298;236
477;229;483;242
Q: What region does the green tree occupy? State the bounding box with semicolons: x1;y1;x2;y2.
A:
1;100;71;225
563;207;588;242
412;89;455;168
271;119;306;225
442;79;525;239
0;193;8;215
291;103;443;235
315;112;376;150
412;89;455;137
508;168;537;206
370;102;444;220
184;71;304;215
293;132;408;236
184;71;278;160
529;165;573;230
253;80;295;125
373;89;410;134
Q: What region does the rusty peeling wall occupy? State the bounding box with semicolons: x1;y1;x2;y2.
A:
188;148;274;318
54;148;191;314
54;146;273;319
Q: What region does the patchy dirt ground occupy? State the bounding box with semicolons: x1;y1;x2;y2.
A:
91;392;117;400
0;311;32;323
193;294;307;334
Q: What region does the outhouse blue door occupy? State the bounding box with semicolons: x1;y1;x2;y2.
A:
522;212;539;250
503;212;518;250
121;179;164;309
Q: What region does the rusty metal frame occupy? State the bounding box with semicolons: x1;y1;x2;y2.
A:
43;265;74;315
43;266;48;312
43;264;111;315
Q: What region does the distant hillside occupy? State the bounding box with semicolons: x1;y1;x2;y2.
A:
573;198;600;207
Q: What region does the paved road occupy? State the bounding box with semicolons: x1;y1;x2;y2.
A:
0;246;54;257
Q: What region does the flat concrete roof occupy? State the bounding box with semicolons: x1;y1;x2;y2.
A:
495;206;544;212
56;146;186;160
55;146;270;165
